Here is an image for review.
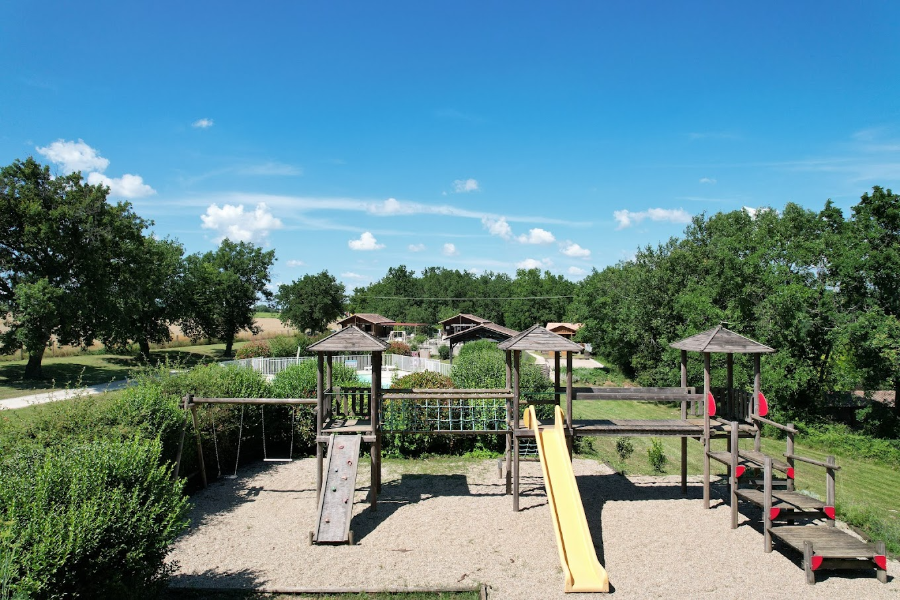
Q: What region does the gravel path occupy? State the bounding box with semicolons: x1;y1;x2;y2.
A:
169;458;899;599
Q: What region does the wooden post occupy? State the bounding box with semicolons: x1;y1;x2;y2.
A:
326;352;333;389
316;353;324;496
726;353;734;420
753;354;762;452
505;350;512;495
372;351;382;500
703;352;711;509
513;350;521;511
876;540;887;583
173;395;189;480
449;341;453;365
680;350;688;495
825;456;836;527
554;351;561;396
730;421;739;529
764;457;773;553
566;351;573;458
188;394;207;489
786;423;795;492
804;541;816;585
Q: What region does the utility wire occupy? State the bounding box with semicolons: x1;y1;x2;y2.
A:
357;295;575;300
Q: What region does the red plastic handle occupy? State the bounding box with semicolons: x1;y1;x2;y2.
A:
758;392;769;417
707;392;716;417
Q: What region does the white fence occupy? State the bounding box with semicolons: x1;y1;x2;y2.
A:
221;353;451;378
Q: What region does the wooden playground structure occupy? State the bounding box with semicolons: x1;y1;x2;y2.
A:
180;324;889;590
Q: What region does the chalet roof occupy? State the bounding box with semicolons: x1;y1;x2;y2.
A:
308;325;390;352
445;322;519;344
546;322;583;333
337;313;395;326
439;313;491;325
669;325;775;354
498;324;583;352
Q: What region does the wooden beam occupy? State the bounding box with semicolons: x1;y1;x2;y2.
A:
188;394;207;489
190;397;316;405
703;352;711;510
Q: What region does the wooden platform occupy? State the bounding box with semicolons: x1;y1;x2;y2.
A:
322;418;374;434
736;489;830;520
770;526;887;584
571;419;703;436
708;450;792;475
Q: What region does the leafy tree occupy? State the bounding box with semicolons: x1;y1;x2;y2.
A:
839;187;900;416
179;239;275;357
276;270;345;333
100;236;185;360
0;157;149;378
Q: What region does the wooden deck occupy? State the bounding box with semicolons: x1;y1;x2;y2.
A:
708;449;792;474
770;525;887;584
736;489;828;518
322;417;374;434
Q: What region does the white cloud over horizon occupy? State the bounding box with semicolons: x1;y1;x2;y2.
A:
560;241;591;258
348;231;385;251
87;172;156;198
442;243;459;256
36;139;110;173
341;272;367;280
453;178;479;193
613;208;692;229
517;228;555;245
699;177;717;184
567;266;587;277
285;259;305;267
482;216;513;240
200;202;283;243
192;118;214;128
516;257;552;270
408;243;426;252
37;138;156;198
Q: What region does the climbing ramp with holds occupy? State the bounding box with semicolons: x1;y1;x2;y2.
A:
313;434;362;545
525;405;609;593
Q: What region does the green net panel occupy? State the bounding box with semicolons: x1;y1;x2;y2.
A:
381;397;508;432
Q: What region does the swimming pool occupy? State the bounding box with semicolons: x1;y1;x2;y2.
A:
356;370;395;388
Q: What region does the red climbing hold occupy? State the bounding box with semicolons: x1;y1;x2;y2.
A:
823;506;835;520
347;460;353;465
810;555;823;571
339;445;345;449
344;498;348;504
325;518;330;523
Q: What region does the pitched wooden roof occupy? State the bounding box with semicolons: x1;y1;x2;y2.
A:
445;322;519;344
546;322;583;333
498;324;583;352
438;313;491;325
308;325;390;352
337;313;395;326
669;325;775;354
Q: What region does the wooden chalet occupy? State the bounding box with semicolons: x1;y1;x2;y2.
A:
337;313;395;338
439;313;490;339
546;322;583;340
444;322;519;363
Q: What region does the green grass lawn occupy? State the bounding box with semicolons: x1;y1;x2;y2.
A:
252;311;281;319
165;592;477;600
0;342;249;400
572;398;900;554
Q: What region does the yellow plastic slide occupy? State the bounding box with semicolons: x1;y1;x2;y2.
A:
525;405;609;593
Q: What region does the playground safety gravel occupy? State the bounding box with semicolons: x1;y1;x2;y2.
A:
168;457;899;599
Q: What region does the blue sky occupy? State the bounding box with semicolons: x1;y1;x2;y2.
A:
2;1;899;291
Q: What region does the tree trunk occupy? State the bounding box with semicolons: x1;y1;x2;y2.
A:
224;336;234;357
24;346;46;379
138;338;152;362
894;378;900;419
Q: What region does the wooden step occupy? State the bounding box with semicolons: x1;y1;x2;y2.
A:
770;525;877;558
736;489;832;519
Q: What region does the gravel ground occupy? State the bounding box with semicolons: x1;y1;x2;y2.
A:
169;457;899;599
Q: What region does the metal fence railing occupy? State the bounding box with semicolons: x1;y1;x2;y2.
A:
221;352;451;378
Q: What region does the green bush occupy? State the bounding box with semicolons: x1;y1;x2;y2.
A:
648;438;668;473
267;335;302;358
0;438;188;599
615;437;634;461
158;363;270;400
438;345;451;360
235;340;271;359
383;371;466;457
270;361;361;398
391;371;454;390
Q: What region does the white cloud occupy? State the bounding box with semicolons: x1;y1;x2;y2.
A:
87;172;156;198
516;257;553;270
36;139;109;173
192;118;214;128
348;231;384;251
442;243;459;256
517;228;556;245
286;259;305;267
699;177;717;184
341;272;367;280
200;202;283;243
482;216;513;240
239;162;302;176
467;268;481;275
560;241;591;258
368;197;407;215
408;243;426;252
613;208;692;229
568;266;587;277
453;178;479;193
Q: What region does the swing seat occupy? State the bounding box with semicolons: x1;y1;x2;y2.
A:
263;457;293;463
